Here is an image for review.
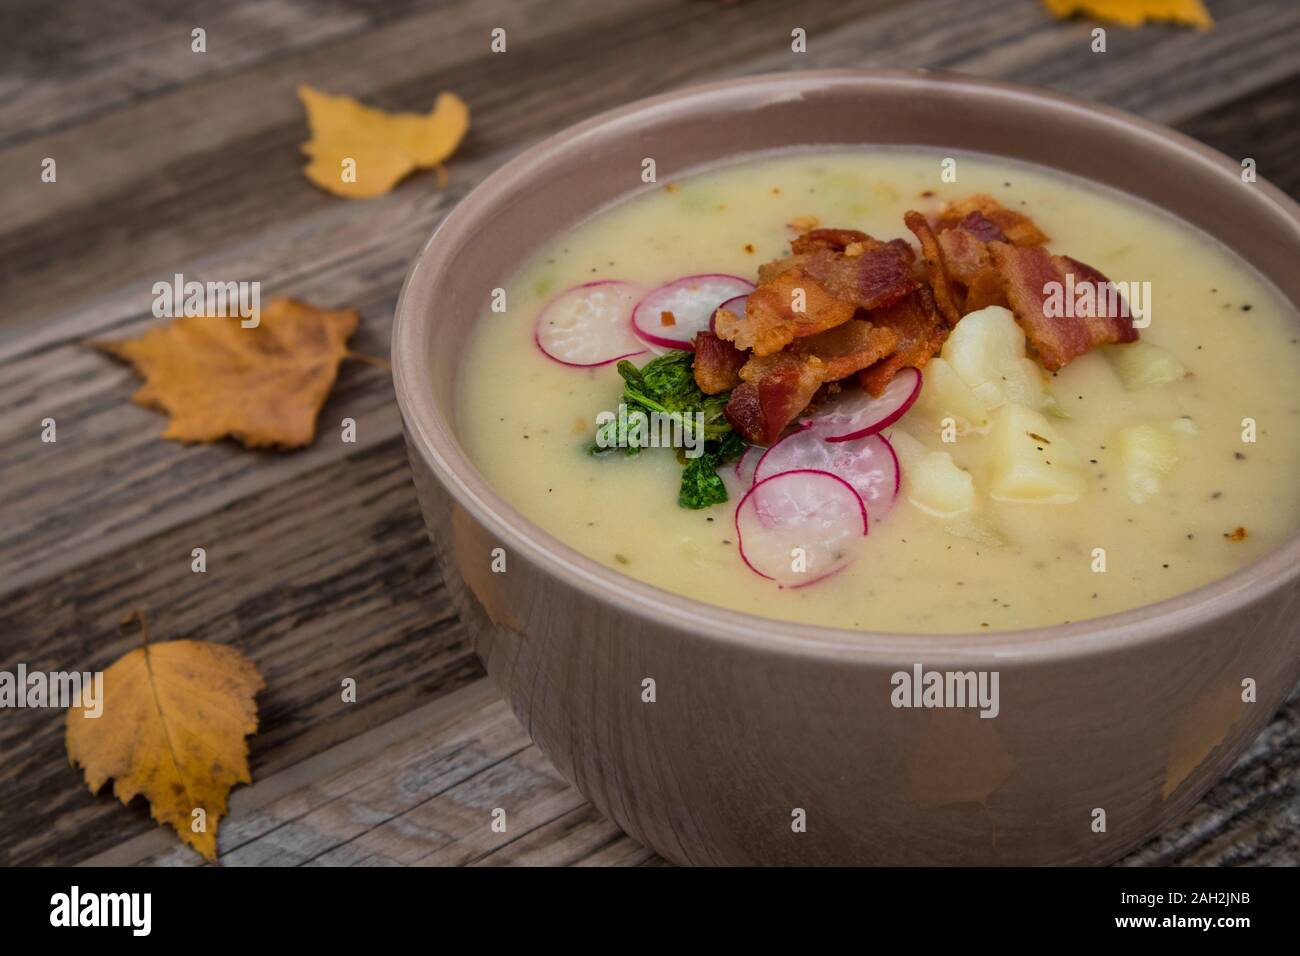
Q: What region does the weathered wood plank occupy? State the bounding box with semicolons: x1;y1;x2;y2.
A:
1176;72;1300;201
0;286;404;594
0;0;680;323
473;805;657;868
0;437;481;866
87;678;1300;867
0;0;443;147
0;0;664;229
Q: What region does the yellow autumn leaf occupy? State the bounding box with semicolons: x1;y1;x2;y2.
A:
298;84;469;198
66;614;264;862
98;297;361;449
1042;0;1213;29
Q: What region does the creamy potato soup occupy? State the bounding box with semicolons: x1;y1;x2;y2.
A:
460;149;1300;633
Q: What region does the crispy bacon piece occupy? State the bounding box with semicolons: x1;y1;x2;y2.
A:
903;211;961;327
953;210;1008;244
785;319;899;381
692;330;748;395
740;320;897;385
724;352;827;445
791;228;872;254
801;240;918;312
988;242;1138;371
963;270;1008;312
716;267;856;356
938;194;1047;247
857;286;949;396
756;252;810;284
936;226;990;285
937;226;1007;311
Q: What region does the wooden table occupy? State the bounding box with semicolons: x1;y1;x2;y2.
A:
2;0;1298;867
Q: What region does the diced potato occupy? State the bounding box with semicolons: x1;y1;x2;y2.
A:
1104;341;1189;390
941;306;1044;411
983;404;1086;504
887;428;928;469
891;430;977;517
910;357;990;435
1116;424;1178;503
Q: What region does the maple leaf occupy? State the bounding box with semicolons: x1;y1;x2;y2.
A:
1041;0;1213;29
298;84;469;198
66;612;264;862
99;297;361;449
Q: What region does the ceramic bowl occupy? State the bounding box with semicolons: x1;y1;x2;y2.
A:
392;70;1300;865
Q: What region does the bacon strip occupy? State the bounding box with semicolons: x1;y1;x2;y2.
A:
716;267;856;356
936;226;990;285
692;330;748;395
952;210;1008;244
801;240;917;312
791;228;872;254
963;270;1008;313
938;194;1048;247
743;319;898;384
858;286;949;396
988;243;1138;371
756;252;810;285
904;211;962;328
937;226;1007;312
724;352;827;445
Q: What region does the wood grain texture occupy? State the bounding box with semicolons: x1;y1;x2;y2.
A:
1177;71;1300;201
0;438;481;866
1;0;1298;865
0;0;437;147
110;682;666;868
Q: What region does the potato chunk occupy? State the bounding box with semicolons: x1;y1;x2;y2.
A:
891;430;977;517
983;404;1086;504
940;306;1043;411
1105;341;1189;390
1116;424;1178;503
910;357;990;435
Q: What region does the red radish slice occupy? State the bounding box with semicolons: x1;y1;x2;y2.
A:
804;367;922;442
755;430;899;509
734;469;868;587
632;274;754;350
734;444;761;487
722;444;761;500
710;293;749;335
535;281;647;367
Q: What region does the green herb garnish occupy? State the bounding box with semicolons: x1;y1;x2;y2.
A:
588;351;744;509
678;428;745;509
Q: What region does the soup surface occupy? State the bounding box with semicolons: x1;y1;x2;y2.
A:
460;149;1300;633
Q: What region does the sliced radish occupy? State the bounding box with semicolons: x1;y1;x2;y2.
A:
735;469;868;587
734;444;761;486
722;444;761;500
632;274;754;350
755;429;899;510
535;281;647;367
710;293;749;335
804;367;922;442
